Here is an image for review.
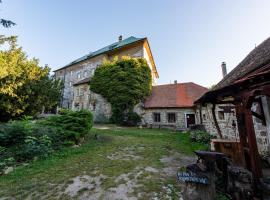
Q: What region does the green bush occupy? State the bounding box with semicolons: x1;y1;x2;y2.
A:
0;110;93;173
39;109;93;144
189;131;213;144
122;112;141;126
0;121;30;147
11;135;53;162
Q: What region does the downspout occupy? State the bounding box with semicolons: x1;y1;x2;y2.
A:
211;103;223;138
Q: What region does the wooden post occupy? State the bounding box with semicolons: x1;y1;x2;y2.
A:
244;108;263;179
235;103;247;167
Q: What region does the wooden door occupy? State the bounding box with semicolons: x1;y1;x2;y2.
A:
186;114;195;127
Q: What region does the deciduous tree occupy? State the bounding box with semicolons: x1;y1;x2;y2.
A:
0;36;62;121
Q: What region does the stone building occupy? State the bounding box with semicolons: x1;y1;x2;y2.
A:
196;37;270;156
54;36;159;121
140;82;208;130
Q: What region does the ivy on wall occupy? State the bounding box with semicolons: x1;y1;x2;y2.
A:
90;56;152;124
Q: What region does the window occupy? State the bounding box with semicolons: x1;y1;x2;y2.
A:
92;102;96;111
218;111;225;120
203;114;207;121
91;69;95;75
76;88;80;96
84;70;88;77
79;87;84;96
70;70;73;76
76;71;81;79
153;113;161;122
167;113;176;123
69;81;72;87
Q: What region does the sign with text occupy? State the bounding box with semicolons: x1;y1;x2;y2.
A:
177;172;209;185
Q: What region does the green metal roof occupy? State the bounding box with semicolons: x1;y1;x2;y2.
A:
54;36;145;72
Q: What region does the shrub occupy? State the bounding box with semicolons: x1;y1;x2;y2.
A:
0;110;93;173
14;135;53;161
0;157;15;172
189;131;213;144
0;121;30;147
40;109;93;144
122;112;141;126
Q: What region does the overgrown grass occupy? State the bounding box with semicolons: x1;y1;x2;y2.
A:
0;126;207;199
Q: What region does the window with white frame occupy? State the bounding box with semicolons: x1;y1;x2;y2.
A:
83;70;88;77
79;87;84;96
76;71;81;79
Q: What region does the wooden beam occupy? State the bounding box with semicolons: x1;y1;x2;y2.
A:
211;104;223;138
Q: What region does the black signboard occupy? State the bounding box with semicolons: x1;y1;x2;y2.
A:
177;172;209;185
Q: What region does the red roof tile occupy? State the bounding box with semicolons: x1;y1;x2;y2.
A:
144;82;208;108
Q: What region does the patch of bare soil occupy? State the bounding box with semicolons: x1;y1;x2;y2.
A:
62;150;195;199
160;151;196;177
64;174;106;199
93;124;124;130
106;146;143;161
104;167;144;200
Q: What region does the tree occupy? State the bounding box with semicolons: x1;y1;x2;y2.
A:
90;56;152;124
0;0;16;28
0;36;63;121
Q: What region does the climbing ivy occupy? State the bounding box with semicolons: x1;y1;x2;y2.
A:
90;57;152;124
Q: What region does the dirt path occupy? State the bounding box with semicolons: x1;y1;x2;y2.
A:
61;147;195;199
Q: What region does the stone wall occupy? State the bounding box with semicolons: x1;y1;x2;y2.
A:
200;104;238;139
201;99;270;155
73;83;112;123
55;55;105;108
140;108;198;130
251;98;269;155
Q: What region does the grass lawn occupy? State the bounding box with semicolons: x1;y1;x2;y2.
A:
0;125;207;200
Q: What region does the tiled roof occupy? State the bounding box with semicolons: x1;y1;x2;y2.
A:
144;82;208;108
54;36;145;72
73;77;91;86
214;37;270;90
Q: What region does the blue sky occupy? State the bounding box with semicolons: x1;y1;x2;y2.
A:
1;0;270;87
